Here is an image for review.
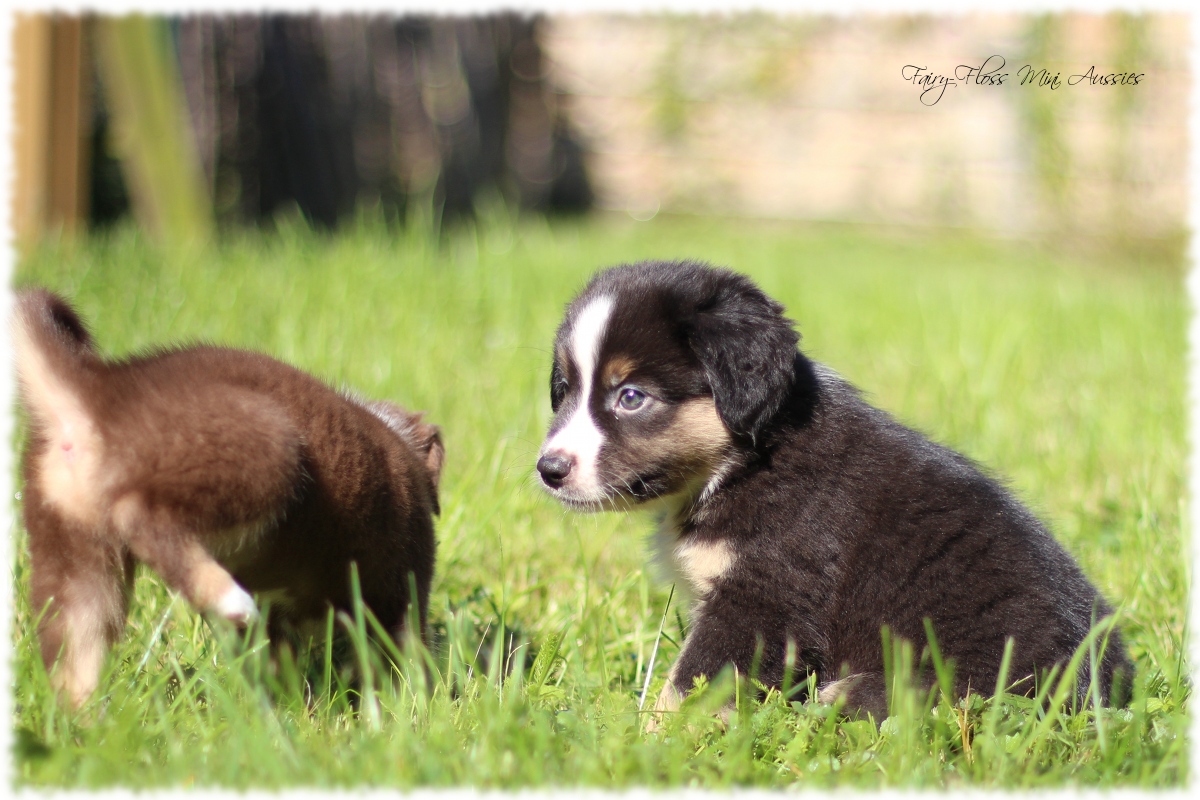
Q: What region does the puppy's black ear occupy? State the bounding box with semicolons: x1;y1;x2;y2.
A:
687;274;799;440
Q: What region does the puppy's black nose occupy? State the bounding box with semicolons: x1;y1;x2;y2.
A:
537;454;573;488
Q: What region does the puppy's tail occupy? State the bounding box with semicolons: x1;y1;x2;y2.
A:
12;289;105;435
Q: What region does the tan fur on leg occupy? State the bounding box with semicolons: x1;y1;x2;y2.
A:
646;678;683;733
817;673;865;704
52;600;109;709
32;541;131;710
114;495;257;624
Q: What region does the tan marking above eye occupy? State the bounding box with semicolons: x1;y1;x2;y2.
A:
602;355;638;388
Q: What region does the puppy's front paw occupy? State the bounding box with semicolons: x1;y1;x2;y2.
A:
645;679;683;733
214;583;259;625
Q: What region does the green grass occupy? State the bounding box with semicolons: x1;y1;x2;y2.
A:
10;212;1188;787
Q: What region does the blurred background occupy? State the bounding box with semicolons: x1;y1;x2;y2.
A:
12;11;1188;260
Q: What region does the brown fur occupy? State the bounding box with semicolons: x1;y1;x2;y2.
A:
616;398;734;503
600;355;637;388
13;289;443;708
655;398;732;471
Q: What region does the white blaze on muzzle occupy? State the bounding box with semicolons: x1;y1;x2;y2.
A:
543;295;614;496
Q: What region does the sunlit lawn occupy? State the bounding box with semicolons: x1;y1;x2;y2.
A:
10;213;1188;787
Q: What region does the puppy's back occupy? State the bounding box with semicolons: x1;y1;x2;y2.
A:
92;334;441;635
14;291;305;534
800;368;1132;706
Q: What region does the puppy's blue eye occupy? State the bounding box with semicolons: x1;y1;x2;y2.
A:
618;387;646;411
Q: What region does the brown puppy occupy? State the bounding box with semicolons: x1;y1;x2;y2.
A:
13;289;443;709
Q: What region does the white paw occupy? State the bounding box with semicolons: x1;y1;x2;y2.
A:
214;583;258;625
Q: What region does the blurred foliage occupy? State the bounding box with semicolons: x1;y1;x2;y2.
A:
93;16;213;244
86;14;592;235
1016;15;1071;222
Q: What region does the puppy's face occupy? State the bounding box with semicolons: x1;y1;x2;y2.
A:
536;261;800;510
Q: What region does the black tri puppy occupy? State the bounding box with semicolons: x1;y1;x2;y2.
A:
536;259;1131;722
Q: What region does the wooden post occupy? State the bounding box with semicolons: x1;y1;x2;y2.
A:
47;16;92;235
13;14;52;249
13;14;92;249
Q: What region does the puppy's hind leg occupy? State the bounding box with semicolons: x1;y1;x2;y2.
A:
25;503;133;709
112;495;258;625
817;671;888;722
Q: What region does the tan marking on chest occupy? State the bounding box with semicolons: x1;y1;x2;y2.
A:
671;536;736;598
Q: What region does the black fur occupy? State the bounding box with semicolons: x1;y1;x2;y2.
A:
30;288;96;351
541;260;1132;720
681;270;799;440
549;359;567;413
